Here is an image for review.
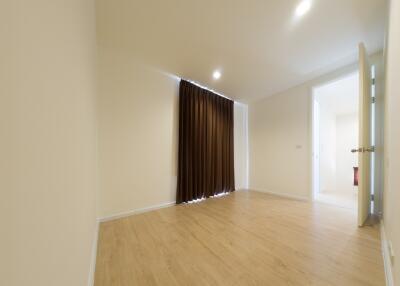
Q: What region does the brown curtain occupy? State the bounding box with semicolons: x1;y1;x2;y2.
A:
177;80;235;204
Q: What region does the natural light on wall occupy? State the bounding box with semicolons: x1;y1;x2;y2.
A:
295;0;312;17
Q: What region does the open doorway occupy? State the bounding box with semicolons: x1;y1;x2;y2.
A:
312;72;360;210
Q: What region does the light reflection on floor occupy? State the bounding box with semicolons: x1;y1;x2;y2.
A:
315;190;357;210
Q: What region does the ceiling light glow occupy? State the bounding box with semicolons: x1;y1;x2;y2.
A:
296;0;311;17
213;70;221;80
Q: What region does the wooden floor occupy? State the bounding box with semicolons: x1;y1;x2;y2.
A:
94;191;385;286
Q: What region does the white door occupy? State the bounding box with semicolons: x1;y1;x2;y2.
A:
356;43;374;227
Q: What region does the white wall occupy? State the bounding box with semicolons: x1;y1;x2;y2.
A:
383;0;400;284
249;52;383;200
335;114;358;193
318;103;337;193
0;1;98;286
97;46;180;218
315;108;358;195
234;103;249;190
249;86;310;199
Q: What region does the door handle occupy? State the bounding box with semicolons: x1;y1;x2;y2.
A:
364;146;375;152
351;146;375;153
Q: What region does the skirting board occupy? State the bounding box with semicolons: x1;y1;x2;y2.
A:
251;189;310;202
380;220;394;286
98;201;176;223
88;220;99;286
89;201;176;285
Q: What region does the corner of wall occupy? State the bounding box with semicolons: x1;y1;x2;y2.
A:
88;220;100;286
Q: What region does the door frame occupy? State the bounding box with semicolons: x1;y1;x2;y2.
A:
309;69;359;203
311;97;320;201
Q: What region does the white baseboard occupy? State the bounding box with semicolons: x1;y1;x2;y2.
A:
98;201;176;223
380;220;394;286
88;220;99;286
89;201;176;284
250;189;310;202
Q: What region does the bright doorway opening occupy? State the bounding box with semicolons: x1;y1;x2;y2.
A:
312;72;360;210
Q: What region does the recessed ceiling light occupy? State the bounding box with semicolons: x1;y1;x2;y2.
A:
213;70;221;80
296;0;311;17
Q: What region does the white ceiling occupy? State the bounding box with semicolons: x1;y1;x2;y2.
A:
314;72;359;115
96;0;386;102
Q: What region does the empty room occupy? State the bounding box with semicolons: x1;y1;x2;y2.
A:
2;0;400;286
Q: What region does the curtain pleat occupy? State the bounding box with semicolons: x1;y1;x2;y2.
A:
177;80;235;204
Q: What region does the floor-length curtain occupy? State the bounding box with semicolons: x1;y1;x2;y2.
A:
177;80;235;204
